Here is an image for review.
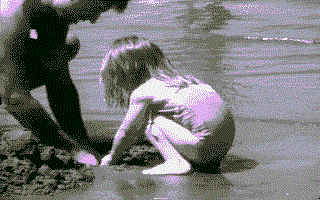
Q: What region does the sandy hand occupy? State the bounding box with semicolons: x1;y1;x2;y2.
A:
74;150;98;167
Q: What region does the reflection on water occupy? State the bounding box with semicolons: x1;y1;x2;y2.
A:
172;0;246;105
65;152;258;200
178;0;234;33
114;178;158;198
76;167;233;200
1;0;320;125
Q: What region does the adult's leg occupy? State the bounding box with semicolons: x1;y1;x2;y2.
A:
45;67;101;160
3;91;76;150
0;70;76;150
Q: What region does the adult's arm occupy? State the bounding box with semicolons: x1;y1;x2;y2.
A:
0;0;32;104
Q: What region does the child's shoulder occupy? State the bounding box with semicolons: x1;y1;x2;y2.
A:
131;78;166;102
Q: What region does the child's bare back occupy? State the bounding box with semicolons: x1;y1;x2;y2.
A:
135;77;228;133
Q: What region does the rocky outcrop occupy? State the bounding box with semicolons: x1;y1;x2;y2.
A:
0;128;162;197
0;129;95;197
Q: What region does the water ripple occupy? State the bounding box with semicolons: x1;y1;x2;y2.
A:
230;36;320;45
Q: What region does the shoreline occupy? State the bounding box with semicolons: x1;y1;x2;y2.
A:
2;112;320;128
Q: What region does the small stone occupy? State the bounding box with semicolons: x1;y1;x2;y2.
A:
56;152;72;165
68;169;84;181
78;172;94;182
57;184;66;190
0;183;8;193
40;146;55;161
10;175;27;186
38;165;57;178
43;179;57;188
14;188;23;194
0;176;8;182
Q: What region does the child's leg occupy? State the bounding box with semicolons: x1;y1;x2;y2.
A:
197;111;235;165
142;121;192;175
151;116;203;162
154;114;235;165
142;115;235;175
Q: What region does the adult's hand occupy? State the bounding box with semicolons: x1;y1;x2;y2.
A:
0;0;34;105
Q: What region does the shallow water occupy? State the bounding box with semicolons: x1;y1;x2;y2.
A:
1;0;320;125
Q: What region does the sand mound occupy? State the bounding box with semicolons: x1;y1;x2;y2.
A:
0;129;162;197
0;129;95;197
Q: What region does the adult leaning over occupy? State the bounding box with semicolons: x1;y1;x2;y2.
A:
0;0;131;164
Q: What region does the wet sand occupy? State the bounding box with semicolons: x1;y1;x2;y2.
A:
2;119;320;200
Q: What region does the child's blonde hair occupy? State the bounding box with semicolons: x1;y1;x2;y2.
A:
100;35;202;108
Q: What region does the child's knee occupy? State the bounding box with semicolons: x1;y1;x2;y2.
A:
153;116;168;125
146;123;162;137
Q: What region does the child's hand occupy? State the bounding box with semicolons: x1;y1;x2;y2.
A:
100;154;113;166
74;150;98;166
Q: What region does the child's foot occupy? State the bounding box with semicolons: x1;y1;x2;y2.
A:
142;159;191;175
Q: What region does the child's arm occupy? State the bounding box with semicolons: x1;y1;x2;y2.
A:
104;93;151;165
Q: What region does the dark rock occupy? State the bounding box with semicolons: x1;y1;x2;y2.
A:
29;176;57;195
1;128;166;197
1;157;37;187
40;146;55;161
55;150;72;165
121;145;162;166
38;165;58;179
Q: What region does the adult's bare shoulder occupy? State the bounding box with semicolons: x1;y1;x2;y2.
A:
1;1;27;67
1;0;25;17
0;0;31;52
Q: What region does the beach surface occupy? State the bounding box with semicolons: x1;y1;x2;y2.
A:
1;0;320;199
2;119;320;200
